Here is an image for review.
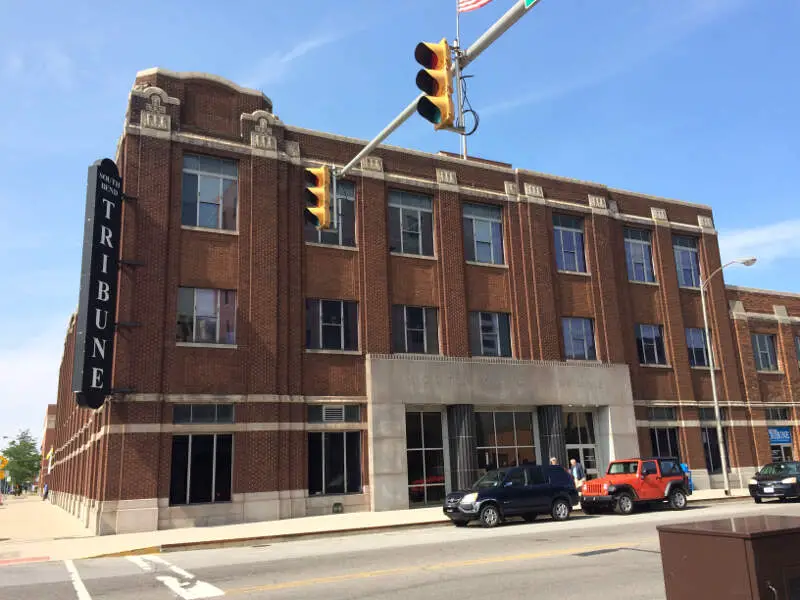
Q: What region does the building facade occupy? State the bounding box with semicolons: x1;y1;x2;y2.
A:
47;68;800;535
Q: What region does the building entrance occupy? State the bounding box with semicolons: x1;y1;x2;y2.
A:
564;410;598;479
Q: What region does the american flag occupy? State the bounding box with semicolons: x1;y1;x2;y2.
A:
458;0;494;13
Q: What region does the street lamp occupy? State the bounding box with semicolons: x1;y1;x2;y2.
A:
700;256;757;496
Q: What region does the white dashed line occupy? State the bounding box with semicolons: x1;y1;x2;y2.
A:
64;559;92;600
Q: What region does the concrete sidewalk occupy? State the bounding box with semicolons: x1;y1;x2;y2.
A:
0;488;751;564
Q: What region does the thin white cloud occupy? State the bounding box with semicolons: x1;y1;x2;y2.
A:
242;31;355;89
481;0;747;116
719;219;800;266
0;44;78;89
0;316;72;445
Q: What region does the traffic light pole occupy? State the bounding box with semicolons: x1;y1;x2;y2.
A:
455;5;467;160
335;0;544;180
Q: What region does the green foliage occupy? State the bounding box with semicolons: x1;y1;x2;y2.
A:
2;430;41;486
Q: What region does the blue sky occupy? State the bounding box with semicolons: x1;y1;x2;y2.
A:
1;0;798;444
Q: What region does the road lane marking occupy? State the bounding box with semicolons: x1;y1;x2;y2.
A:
224;540;643;595
126;554;225;598
64;559;92;600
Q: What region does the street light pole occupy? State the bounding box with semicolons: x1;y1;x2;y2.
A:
700;257;757;496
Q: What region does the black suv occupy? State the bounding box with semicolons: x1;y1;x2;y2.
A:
443;464;578;528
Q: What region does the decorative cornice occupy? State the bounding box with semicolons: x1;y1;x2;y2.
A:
651;207;668;222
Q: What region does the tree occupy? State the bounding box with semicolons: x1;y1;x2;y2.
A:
3;430;41;488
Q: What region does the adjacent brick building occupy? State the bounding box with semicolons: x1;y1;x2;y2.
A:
46;68;800;534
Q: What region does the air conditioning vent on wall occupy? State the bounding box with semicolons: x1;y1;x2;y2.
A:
322;405;345;423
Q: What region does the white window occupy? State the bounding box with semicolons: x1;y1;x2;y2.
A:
305;180;356;247
553;214;586;273
562;317;596;360
475;411;536;471
636;323;667;365
673;236;700;288
169;434;232;505
176;288;236;344
469;311;512;357
624;228;656;283
181;154;238;231
752;334;779;371
463;203;504;265
308;432;362;496
305;299;359;351
388;190;434;256
392;306;439;354
686;327;711;367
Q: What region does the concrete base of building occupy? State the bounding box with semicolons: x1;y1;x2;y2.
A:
50;488;371;535
690;467;756;491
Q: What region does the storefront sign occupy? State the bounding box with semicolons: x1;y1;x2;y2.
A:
768;427;792;445
72;158;123;409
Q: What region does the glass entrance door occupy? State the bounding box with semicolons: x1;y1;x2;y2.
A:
564;411;598;479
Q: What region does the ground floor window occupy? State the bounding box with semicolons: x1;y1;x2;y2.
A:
475;411;535;472
169;434;233;506
565;410;598;478
650;427;680;461
701;427;730;474
406;411;445;507
308;431;362;496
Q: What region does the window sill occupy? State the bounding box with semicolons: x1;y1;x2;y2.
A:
305;242;358;252
757;370;783;375
168;500;232;507
181;225;238;236
639;363;672;369
557;269;591;277
679;286;701;292
392;352;443;357
465;260;508;269
566;358;601;364
176;342;238;349
469;354;514;360
691;366;721;371
391;251;437;261
307;491;365;498
305;349;362;356
628;279;659;287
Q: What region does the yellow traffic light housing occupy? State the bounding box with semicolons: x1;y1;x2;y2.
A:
304;165;331;229
415;38;454;130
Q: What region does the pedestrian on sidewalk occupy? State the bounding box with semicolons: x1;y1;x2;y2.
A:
570;458;587;495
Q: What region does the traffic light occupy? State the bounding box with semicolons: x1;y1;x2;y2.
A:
414;38;454;130
304;165;332;229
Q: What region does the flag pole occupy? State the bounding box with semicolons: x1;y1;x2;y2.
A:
455;0;467;159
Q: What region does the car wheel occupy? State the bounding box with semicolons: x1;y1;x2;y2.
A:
522;513;537;523
754;496;762;504
614;492;635;515
479;504;501;528
551;498;570;522
453;520;469;527
668;488;688;510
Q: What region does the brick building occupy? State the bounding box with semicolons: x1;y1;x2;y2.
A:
47;68;800;534
39;404;57;490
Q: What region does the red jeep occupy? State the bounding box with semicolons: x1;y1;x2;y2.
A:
580;457;690;515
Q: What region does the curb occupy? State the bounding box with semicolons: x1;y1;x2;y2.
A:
0;556;51;567
81;493;751;560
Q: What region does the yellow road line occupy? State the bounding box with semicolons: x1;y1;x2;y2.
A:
224;540;642;596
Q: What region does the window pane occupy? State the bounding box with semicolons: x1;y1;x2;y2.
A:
498;314;512;357
173;405;191;424
402;231;420;255
198;203;219;229
468;312;482;356
426;485;446;504
392;305;406;353
515;412;534;446
345;432;362;493
306;300;320;349
177;288;195;342
344;405;360;422
406;412;423;449
406;307;424;330
181;173;198;226
321;300;342;325
494;412;515;447
192;404;215;423
491;221;504;264
198;175;221;204
475;412;495;447
474;219;491;244
322;325;342;350
425;450;445;485
344;302;359;351
189;435;214;504
407;329;425;353
425;308;439;354
183;155;199;171
478;448;498;472
421;211;434;256
220;159;238;178
340;197;356;247
389;206;402;252
197;155;222;174
407;449;424;485
216;404;234;423
195;289;216;317
169;436;189;505
221;179;237;230
463;218;475;261
214;434;232;502
324;432;345;494
564;412;579;445
195;317;218;343
517;446;536;466
308;433;323;495
423;412;443;448
219;291;236;344
476;241;492;263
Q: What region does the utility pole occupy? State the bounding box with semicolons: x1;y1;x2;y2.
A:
455;2;467;159
335;0;544;180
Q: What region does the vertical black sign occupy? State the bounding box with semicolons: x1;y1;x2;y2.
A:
72;158;123;409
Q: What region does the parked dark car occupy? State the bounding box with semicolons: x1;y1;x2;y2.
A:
749;461;800;503
443;464;578;527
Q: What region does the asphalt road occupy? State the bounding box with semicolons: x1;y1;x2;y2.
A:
2;498;798;600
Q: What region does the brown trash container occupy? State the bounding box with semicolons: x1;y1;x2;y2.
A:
657;515;800;599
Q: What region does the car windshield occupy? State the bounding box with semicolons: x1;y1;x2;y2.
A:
472;469;508;489
607;461;639;475
759;463;800;477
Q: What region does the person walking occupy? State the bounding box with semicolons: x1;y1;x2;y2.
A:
570;458;587;494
